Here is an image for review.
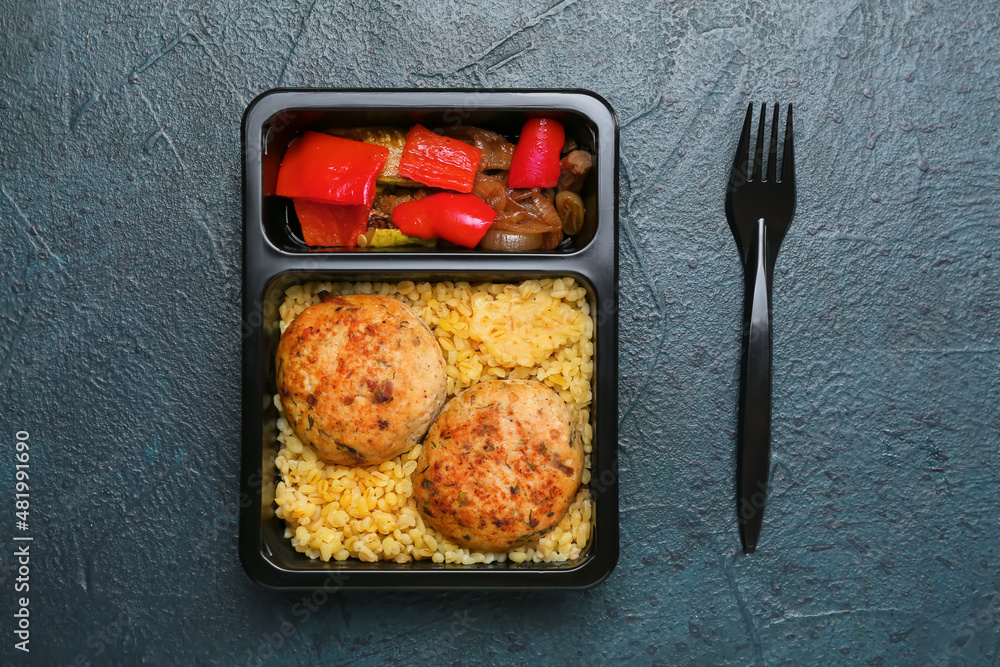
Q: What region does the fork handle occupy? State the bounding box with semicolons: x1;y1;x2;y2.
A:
737;217;772;554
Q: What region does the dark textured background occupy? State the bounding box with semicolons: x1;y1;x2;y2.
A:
1;1;998;665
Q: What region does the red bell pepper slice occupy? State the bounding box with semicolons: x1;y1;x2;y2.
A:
293;198;369;247
392;193;497;248
507;118;565;188
397;125;482;193
276;131;388;206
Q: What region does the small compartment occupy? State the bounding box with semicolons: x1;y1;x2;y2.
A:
243;90;616;255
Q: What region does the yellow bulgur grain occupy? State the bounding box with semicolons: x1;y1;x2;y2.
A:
273;279;595;565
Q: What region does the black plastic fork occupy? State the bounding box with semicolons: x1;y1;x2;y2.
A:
725;102;796;554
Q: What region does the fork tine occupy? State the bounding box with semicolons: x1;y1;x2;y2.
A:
732;102;753;184
781;105;794;184
751;102;766;181
766;103;779;182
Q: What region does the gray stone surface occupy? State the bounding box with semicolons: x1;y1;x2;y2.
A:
1;0;998;665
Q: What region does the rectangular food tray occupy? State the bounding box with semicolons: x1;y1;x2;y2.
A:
240;89;619;589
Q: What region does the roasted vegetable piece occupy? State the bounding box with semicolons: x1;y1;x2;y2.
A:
392;193;497;247
369;190;428;226
326;127;421;187
439;126;516;171
293;199;369;247
397;125;482;193
555;191;585;235
478;229;543;251
364;228;437;247
541;229;563;250
557;149;593;194
388;198;435;238
276;131;388;206
508;118;565;188
490;187;563;235
471;173;509;212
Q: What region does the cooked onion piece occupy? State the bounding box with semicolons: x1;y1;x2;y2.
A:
555;191;585;235
541;229;564;250
531;189;563;231
471;173;509;212
479;228;543;251
490;188;562;234
491;210;555;234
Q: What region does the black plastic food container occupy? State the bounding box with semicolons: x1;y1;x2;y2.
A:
240;89;619;589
